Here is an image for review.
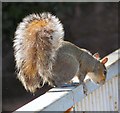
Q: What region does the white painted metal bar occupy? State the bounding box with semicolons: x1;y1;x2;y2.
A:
14;49;120;112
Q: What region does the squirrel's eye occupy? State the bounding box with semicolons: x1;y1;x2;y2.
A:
104;70;107;75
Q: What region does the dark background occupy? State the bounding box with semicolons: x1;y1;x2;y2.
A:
2;2;118;112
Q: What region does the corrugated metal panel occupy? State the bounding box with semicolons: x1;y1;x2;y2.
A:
75;76;118;111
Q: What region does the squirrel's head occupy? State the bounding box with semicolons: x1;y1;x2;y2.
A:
87;53;108;85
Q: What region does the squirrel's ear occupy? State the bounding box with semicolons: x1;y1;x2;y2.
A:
101;57;108;64
93;52;100;60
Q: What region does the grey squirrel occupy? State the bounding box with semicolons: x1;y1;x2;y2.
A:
13;12;108;93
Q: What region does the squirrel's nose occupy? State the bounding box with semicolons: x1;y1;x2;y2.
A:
102;76;105;81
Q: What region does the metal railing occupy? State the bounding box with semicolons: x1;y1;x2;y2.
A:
14;49;120;112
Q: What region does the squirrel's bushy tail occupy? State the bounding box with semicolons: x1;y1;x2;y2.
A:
13;13;64;93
